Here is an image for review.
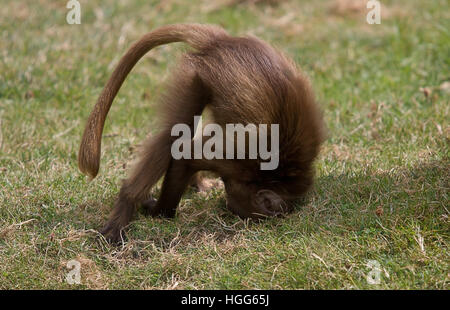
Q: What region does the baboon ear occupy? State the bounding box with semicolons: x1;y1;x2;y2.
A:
253;189;285;215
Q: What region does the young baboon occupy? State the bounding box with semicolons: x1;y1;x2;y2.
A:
78;23;325;243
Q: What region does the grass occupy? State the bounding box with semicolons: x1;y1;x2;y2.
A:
0;0;448;289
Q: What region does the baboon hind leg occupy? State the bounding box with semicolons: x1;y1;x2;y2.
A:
100;132;172;243
142;159;196;218
101;68;210;243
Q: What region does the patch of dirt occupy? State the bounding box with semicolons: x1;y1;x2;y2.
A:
61;254;107;289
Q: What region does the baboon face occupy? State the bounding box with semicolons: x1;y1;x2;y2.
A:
224;179;290;219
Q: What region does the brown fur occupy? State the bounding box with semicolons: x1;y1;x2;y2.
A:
78;23;325;243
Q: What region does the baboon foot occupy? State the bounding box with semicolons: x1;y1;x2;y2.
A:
100;220;126;244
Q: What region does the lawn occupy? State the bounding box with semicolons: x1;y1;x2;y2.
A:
0;0;448;289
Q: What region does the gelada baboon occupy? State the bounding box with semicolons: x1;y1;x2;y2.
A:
78;23;325;242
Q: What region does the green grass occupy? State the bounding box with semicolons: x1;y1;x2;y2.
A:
0;0;448;289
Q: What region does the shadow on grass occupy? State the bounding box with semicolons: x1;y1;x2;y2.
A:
73;160;447;251
305;159;447;230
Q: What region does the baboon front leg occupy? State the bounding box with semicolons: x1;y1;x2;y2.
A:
142;159;196;218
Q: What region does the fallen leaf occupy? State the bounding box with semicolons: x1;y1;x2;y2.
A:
375;205;383;217
419;87;432;98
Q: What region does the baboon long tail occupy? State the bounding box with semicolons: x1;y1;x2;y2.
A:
78;24;227;178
